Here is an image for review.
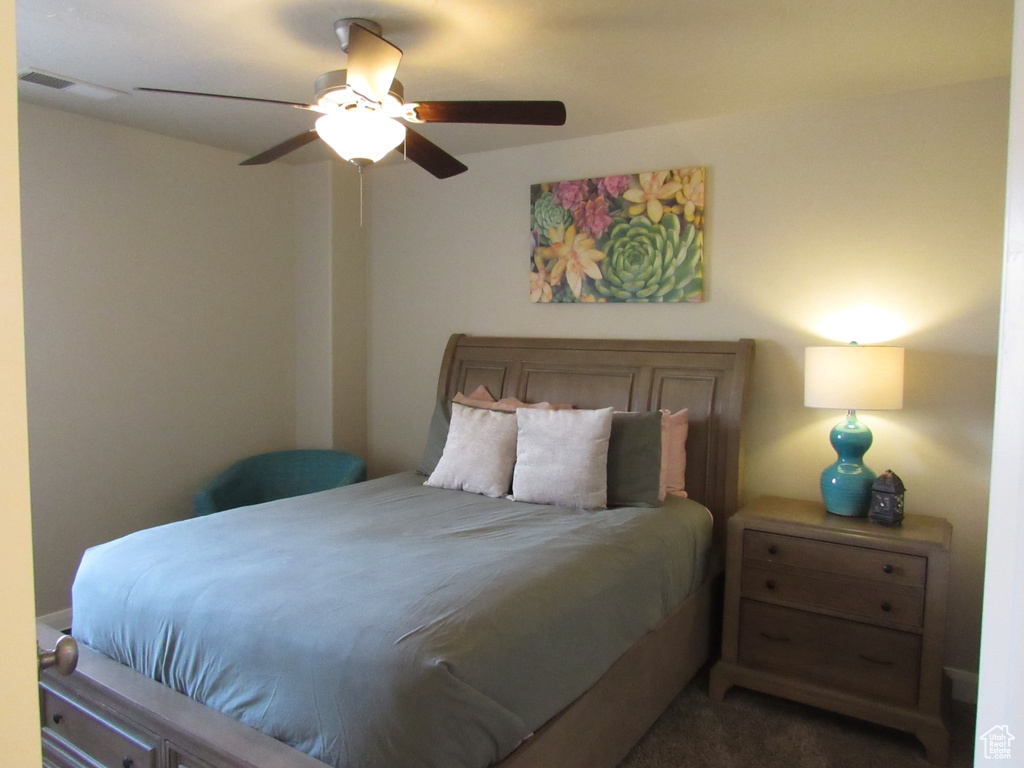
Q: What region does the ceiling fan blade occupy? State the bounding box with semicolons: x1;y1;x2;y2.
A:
345;22;402;104
400;128;468;179
411;101;566;126
137;87;312;110
240;129;320;166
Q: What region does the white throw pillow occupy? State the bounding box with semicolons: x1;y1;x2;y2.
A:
511;407;614;510
425;403;518;497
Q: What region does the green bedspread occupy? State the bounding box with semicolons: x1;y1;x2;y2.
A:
72;472;712;768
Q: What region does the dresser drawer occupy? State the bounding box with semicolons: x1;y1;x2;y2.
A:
738;600;922;705
744;530;926;587
168;745;220;768
42;734;95;768
41;683;158;768
741;565;925;628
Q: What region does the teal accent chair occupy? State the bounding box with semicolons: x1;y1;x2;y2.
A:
193;449;367;516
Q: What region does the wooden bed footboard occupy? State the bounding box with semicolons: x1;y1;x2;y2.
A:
38;621;327;768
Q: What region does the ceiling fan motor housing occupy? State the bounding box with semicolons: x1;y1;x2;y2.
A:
334;19;382;53
314;70;404;110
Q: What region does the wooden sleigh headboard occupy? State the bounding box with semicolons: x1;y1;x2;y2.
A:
437;335;755;545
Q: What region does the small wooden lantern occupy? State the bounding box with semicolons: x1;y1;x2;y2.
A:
869;469;905;526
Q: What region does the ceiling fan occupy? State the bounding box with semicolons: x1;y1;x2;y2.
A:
138;19;567;179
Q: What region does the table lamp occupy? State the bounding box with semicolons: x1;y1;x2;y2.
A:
804;343;904;516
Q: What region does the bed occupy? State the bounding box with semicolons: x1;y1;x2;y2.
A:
38;334;754;768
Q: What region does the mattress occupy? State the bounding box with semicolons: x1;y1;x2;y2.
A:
72;472;713;768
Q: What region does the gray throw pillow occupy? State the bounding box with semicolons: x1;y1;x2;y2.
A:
417;398;451;476
607;411;663;507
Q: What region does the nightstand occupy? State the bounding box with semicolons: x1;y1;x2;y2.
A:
709;495;952;765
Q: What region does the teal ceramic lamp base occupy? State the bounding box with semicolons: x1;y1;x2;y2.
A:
820;411;876;517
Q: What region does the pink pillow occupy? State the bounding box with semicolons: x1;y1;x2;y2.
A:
453;388;568;413
454;385;497;404
660;409;689;499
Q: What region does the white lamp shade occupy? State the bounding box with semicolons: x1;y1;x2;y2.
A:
315;111;406;164
804;345;905;411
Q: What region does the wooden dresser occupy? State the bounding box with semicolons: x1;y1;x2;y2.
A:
709;495;952;765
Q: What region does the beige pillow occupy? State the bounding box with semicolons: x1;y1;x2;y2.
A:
512;407;614;510
425;403;518;497
660;408;689;499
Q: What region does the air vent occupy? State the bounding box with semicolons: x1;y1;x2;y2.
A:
17;70;124;100
19;70;76;90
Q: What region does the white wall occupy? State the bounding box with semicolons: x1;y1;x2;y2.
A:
294;159;369;455
331;162;368;456
975;0;1024;755
0;0;42;761
19;103;299;615
294;161;334;448
367;79;1009;678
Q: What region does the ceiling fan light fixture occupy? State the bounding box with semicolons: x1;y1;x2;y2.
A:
315;109;406;164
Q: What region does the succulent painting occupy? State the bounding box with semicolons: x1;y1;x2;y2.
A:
530;169;704;303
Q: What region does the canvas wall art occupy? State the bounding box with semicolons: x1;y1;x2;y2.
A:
530;168;704;303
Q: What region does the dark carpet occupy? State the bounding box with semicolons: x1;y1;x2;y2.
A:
620;670;975;768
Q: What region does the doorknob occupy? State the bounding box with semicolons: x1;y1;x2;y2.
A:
38;635;78;676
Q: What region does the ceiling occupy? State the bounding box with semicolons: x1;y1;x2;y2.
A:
14;0;1015;167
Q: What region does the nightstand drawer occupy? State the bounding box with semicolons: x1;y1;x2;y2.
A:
741;565;925;628
744;530;926;587
41;683;158;768
738;600;922;705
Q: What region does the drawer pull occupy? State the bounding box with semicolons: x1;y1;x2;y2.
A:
882;564;894;574
765;579;776;590
767;545;778;555
759;631;790;642
51;713;63;725
859;653;894;666
880;602;892;612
